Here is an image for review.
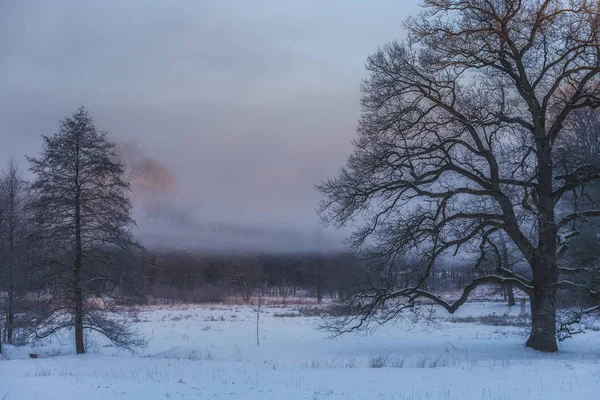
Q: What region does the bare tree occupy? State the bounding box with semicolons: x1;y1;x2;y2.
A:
28;107;143;354
0;207;3;356
226;255;263;303
319;0;600;352
0;159;29;344
498;232;516;306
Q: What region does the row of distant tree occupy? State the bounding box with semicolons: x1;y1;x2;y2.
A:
137;250;492;305
142;248;522;304
142;251;361;304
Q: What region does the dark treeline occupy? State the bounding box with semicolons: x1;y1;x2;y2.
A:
133;249;527;306
138;250;362;304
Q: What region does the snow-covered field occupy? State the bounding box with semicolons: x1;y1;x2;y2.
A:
1;302;599;399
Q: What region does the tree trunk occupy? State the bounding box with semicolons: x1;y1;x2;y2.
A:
74;158;85;355
6;170;15;345
74;234;85;354
242;281;250;303
256;297;260;346
7;244;14;344
6;297;13;344
75;297;85;354
526;289;557;352
506;285;516;307
525;142;558;353
498;232;516;307
7;232;14;344
0;211;3;354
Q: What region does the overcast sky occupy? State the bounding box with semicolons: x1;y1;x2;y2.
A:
0;0;421;251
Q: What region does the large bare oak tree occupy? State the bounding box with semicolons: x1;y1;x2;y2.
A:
319;0;600;352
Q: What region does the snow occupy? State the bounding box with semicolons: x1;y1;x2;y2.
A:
1;302;599;399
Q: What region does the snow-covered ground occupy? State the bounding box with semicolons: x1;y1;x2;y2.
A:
1;301;599;399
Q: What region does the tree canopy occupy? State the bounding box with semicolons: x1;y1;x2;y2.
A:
319;0;600;352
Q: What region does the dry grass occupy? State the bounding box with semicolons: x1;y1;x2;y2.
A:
449;314;530;328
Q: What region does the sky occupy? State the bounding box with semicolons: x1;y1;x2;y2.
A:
0;0;421;252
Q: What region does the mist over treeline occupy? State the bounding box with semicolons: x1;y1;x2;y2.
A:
112;138;345;254
121;247;492;306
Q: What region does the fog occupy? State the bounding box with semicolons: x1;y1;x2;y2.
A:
0;0;420;252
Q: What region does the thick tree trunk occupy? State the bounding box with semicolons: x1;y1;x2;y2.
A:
525;141;558;352
75;295;85;354
526;288;557;352
74;238;85;354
